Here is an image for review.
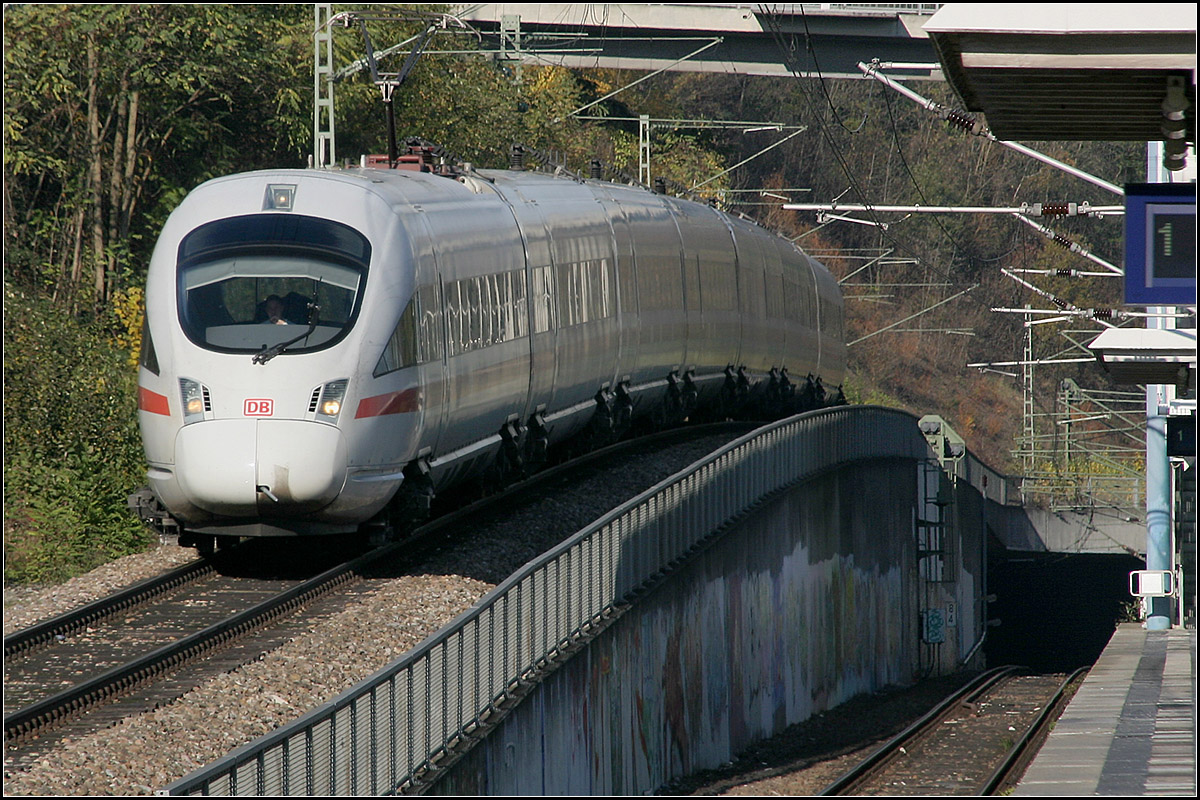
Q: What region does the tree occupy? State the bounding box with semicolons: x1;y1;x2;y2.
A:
4;4;311;312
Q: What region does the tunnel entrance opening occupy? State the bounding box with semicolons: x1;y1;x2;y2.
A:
984;545;1145;673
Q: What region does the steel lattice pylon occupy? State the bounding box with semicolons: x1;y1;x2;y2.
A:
313;3;336;168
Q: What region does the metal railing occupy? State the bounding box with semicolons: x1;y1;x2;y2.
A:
164;405;932;796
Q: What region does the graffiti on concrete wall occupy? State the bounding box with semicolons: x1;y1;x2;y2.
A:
438;462;925;795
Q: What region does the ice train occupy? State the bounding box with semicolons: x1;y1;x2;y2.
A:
132;151;846;549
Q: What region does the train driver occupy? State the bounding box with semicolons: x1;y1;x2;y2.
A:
264;295;289;325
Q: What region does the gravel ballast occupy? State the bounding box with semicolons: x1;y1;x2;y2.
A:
4;434;740;794
4;431;970;795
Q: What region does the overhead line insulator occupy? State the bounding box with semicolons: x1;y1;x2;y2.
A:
1038;202;1077;217
941;108;983;135
1051;232;1079;251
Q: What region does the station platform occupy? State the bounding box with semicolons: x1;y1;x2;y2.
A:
1015;623;1196;796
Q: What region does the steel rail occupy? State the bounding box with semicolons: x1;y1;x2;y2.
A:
977;667;1088;795
3;554;364;746
3;557;212;659
4;423;752;748
819;666;1024;795
161;407;933;796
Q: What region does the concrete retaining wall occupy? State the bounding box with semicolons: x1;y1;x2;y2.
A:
435;457;981;794
988;503;1145;555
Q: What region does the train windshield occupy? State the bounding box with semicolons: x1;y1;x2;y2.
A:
176;215;370;355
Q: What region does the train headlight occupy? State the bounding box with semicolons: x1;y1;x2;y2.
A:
263;184;296;211
316;379;348;423
179;378;208;424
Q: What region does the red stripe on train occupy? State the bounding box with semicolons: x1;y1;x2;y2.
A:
355;388;421;418
138;386;171;416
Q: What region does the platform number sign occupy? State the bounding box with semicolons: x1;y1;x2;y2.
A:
1124;183;1196;305
923;609;945;644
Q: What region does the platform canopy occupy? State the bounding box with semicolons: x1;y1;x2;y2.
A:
924;4;1197;141
1089;327;1196;387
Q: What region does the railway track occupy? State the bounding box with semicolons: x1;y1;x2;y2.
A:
3;540;367;750
820;666;1086;795
4;422;753;757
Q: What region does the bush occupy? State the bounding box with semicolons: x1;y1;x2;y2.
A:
3;284;154;584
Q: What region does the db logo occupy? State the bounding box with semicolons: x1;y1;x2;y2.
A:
244;398;274;416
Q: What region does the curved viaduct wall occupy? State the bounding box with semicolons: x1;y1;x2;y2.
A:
436;458;953;795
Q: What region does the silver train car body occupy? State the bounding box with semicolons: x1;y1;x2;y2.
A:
136;164;846;540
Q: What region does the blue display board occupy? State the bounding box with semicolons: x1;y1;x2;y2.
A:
1124;183;1196;305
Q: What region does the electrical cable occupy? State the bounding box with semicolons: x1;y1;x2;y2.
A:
797;7;868;134
758;5;998;320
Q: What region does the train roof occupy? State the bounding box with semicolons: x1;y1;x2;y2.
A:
186;164;815;264
194;164;728;216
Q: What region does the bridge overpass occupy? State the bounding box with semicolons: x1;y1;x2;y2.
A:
455;3;944;80
164;406;1145;795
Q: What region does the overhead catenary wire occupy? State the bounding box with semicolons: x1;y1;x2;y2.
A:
756;4;998;334
849;285;979;346
858;60;1125;197
856;56;1134;363
563;38;724;120
853;50;1146;425
691;127;808;190
999;268;1119;328
784;202;1125;217
1008;214;1124;275
755;11;1142;499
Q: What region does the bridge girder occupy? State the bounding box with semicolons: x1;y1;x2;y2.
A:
457;3;942;80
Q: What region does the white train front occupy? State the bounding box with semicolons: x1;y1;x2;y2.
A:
134;159;846;546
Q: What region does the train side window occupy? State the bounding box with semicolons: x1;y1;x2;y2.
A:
824;294;844;340
575;262;590;325
474;276;488;349
739;262;764;319
374;296;421;377
531;265;554;334
467;276;483;349
583;259;598;321
445;280;464;356
765;274;786;320
556;259;612;327
418;283;443;363
784;277;800;323
511;269;529;338
139;317;160;375
484;273;499;347
594;259;612;320
490;274;501;344
699;257;735;311
638;253;682;312
494;272;509;343
557;261;578;326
